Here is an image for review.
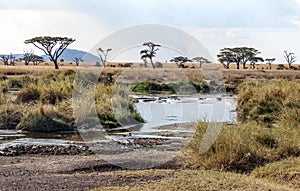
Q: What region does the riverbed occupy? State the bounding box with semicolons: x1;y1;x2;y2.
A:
0;94;236;168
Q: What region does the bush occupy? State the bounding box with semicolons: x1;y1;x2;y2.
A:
184;122;266;172
185;80;300;173
184;120;300;173
155;62;163;68
276;64;287;70
132;81;209;94
95;84;144;128
0;105;22;129
16;86;40;103
133;81;163;93
17;105;73;132
0;75;8;81
237;81;300;123
8;76;37;89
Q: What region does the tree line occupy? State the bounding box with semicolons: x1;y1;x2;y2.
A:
0;36;298;70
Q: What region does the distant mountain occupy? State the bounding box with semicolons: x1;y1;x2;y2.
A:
2;49;99;62
42;49;99;62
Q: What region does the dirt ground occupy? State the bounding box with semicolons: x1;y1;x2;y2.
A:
0;154;180;191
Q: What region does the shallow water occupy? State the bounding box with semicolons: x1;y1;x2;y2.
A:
0;94;237;145
133;94;237;132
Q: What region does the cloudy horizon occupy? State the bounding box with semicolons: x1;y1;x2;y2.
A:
1;0;300;63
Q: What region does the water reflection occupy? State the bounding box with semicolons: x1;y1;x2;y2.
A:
133;94;237;132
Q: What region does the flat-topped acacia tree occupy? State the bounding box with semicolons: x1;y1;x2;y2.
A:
170;56;192;68
24;36;75;69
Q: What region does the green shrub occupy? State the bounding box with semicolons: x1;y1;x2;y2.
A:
133;81;162;93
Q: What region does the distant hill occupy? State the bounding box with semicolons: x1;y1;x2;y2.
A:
3;49;99;62
42;49;99;62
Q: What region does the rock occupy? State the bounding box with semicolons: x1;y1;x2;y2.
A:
0;143;93;156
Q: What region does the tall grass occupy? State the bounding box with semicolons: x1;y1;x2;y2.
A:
16;104;73;132
237;80;300;123
0;70;143;131
185;80;300;173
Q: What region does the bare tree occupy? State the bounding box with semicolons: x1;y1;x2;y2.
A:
265;58;276;70
73;57;83;66
97;48;112;67
284;50;296;70
9;54;16;65
22;49;34;65
0;55;9;65
24;36;75;69
140;42;161;69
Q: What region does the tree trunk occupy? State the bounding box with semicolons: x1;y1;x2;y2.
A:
243;63;246;69
53;60;59;69
269;64;272;70
236;63;240;70
150;58;155;69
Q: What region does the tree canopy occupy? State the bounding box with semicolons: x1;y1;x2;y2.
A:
192;57;211;68
140;42;161;69
265;58;276;70
170;56;192;68
24;36;75;69
217;47;263;69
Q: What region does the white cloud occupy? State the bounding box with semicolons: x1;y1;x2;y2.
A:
193;28;300;63
0;10;109;54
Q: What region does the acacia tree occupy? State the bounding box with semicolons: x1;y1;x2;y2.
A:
170;56;192;68
265;58;276;70
32;55;44;65
217;49;234;69
140;42;161;69
192;57;211;68
249;57;264;70
284;50;296;70
97;48;112;67
24;36;75;69
0;55;9;65
217;47;263;69
22;50;44;66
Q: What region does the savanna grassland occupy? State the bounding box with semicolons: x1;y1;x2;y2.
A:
0;63;300;191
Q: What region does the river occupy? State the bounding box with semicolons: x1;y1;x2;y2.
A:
0;94;237;145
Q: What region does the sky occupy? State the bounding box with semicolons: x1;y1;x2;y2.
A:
1;0;300;63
